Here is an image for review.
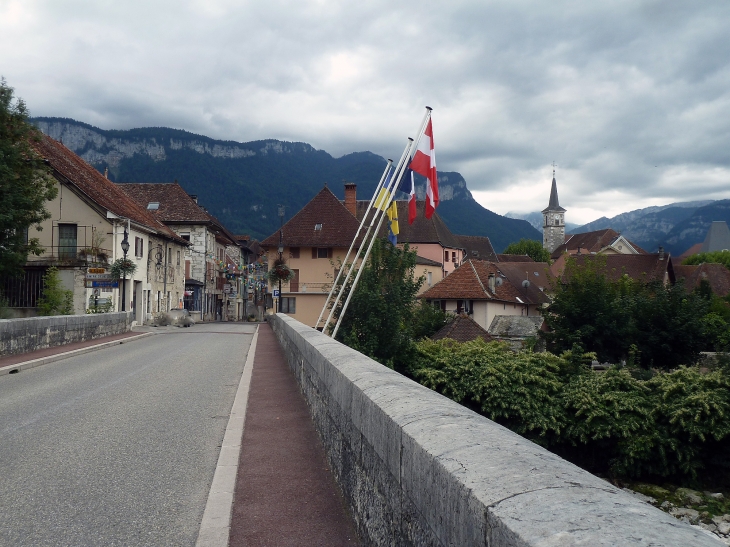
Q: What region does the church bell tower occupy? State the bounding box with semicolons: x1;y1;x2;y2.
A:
542;168;566;253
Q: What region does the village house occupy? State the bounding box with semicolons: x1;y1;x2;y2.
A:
420;259;551;331
260;185;364;327
116;183;245;321
2;135;188;321
260;183;484;327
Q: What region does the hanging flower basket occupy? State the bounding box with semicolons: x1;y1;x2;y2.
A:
267;258;295;283
110;258;137;279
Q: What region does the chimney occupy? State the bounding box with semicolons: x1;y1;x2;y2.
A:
658;246;664;260
488;272;496;294
344;182;357;217
189;194;198;204
104;167;108;179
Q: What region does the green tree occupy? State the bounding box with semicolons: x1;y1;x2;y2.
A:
37;267;73;316
683;250;730;270
330;238;424;372
502;238;551;262
542;256;711;369
0;78;57;277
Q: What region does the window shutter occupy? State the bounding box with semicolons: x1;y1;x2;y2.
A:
312;247;317;259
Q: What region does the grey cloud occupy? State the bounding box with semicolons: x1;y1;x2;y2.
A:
2;0;729;222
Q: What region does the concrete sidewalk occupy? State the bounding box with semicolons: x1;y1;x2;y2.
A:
228;322;359;546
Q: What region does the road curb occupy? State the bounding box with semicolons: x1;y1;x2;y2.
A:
196;324;259;547
0;332;155;377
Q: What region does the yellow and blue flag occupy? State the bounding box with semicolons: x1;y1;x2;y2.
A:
387;201;399;245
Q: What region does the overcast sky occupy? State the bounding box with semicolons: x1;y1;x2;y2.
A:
2;0;729;224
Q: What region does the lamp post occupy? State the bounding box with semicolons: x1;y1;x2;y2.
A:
277;205;285;313
121;228;130;312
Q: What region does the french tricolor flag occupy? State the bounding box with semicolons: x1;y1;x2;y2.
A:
398;168;417;224
408;118;438;219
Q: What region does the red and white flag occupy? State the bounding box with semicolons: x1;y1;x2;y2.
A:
408;118;438;218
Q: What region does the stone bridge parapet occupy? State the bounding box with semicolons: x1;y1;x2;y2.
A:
0;312;132;356
269;313;720;547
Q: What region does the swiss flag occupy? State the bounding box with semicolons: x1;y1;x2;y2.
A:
408;118;438;218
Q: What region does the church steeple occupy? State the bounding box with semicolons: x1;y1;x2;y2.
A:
542;166;567;253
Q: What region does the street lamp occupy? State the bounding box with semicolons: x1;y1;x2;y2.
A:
121;228;130;312
277;205;285;313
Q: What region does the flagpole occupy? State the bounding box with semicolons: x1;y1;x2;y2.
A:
322;139;413;335
331;108;432;339
314;159;393;330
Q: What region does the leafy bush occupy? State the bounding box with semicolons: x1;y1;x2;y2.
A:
37;267;73;316
411;338;730;486
542;256;712;369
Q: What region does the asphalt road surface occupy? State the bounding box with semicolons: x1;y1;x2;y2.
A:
0;322;255;547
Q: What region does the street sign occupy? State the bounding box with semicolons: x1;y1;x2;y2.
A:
92;288;100;296
86;280;119;288
273;289;280;297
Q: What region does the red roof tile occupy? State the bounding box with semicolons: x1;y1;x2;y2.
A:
674;263;730;297
563;253;674;284
420;259;550;305
32;135;185;244
261;186;361;247
552;229;647;259
432;314;493;343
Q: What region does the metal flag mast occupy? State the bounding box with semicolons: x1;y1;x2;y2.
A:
331;107;433;339
320;138;413;335
313;159;394;330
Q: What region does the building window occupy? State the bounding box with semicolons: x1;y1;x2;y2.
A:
313;247;331;259
289;269;300;292
314;223;323;231
177;250;181;265
427;272;432;286
167;248;172;263
555;219;559;225
280;297;296;313
444;250;449;261
134;237;144;258
58;223;77;259
452;251;457;263
181;233;190;242
289;247;300;259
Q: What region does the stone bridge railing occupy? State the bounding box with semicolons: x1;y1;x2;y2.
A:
269;313;720;547
0;312;132;356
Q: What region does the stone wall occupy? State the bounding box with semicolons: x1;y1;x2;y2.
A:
0;312;132;356
268;313;721;547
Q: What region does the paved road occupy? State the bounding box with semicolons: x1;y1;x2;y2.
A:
0;323;254;547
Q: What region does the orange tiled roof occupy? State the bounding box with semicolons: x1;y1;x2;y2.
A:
674;263;730;297
420;259;551;305
33;135;186;244
261;186;361;247
117;182;211;223
563;253;674;284
552;229;647;259
432;314;493;343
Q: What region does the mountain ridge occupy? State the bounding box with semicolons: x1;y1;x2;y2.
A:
32;117;540;251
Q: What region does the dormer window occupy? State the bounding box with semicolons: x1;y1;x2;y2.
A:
147;202;160;210
314;223;323;231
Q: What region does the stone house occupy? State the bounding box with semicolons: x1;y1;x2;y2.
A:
116;183;244;321
4;134;187;321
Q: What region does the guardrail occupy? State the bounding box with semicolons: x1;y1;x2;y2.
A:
268;313;721;547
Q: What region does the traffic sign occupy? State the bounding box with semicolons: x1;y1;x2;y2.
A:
273;289;280;297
